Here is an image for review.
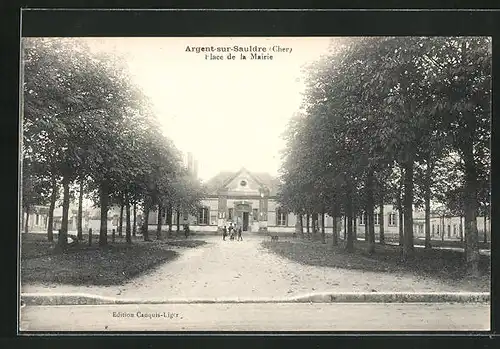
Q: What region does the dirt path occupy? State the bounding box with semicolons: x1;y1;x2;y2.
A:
21;235;473;300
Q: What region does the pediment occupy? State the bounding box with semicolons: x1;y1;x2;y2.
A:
223;168;262;194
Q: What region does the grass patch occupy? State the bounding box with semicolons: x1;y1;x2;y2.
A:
262;238;490;291
20;232;209;286
21;234;57;259
21;236;179;286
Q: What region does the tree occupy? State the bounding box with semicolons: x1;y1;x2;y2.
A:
432;37;491;276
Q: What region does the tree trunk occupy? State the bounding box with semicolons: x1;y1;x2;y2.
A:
343;215;347;240
176;209;181;232
142;200;151;241
118;199;124;237
312;213;318;236
398;166;404;246
321;211;326;244
353;212;357;240
366;171;375;254
463;145;480;276
483;207;487;244
167;204;173;234
156;203;163;240
299;213;304;238
58;175;70;250
77;179;83;241
306;214;310;237
346;211;354;252
402;158;414;261
332;210;338;246
424;176;432;249
423;157;433;249
364;212;368;241
346;190;354;252
47;178;57;242
99;181;109;246
125;193;131;244
24;206;30;234
368;209;375;254
379;201;385;245
132;202;137;237
398;204;404;246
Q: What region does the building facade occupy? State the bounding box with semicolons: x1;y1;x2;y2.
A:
148;168;338;233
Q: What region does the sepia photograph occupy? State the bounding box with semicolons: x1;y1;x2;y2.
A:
19;34;491;332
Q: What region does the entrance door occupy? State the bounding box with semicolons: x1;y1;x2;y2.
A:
243;212;249;231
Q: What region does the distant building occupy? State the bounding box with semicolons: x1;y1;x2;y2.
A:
148;167;338;233
21;202;129;234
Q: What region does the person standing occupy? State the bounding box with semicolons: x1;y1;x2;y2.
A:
222;226;227;241
237;226;243;241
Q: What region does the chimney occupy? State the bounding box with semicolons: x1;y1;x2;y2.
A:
187;152;193;173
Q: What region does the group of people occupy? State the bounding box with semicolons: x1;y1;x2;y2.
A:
222;223;243;241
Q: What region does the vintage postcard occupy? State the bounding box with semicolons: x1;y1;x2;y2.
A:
19;29;491;332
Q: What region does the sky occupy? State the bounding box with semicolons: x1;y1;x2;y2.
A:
84;37;332;182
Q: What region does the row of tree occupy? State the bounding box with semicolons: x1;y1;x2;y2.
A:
278;37;490;276
22;38;205;249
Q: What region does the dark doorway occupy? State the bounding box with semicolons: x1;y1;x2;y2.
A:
243;212;249;231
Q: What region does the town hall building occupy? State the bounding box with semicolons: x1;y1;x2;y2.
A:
149;167;337;234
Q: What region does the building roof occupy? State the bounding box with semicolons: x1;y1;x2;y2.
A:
204;168;281;197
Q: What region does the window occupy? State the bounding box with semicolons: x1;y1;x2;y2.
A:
198;207;209;225
447;225;451;237
432;225;435;236
437;225;440;234
374;213;380;226
253;208;258;221
359;212;367;225
183;212;189;221
388;213;396;226
453;224;457;235
240;180;247;187
276;207;287;226
35;214;39;225
228;208;233;220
